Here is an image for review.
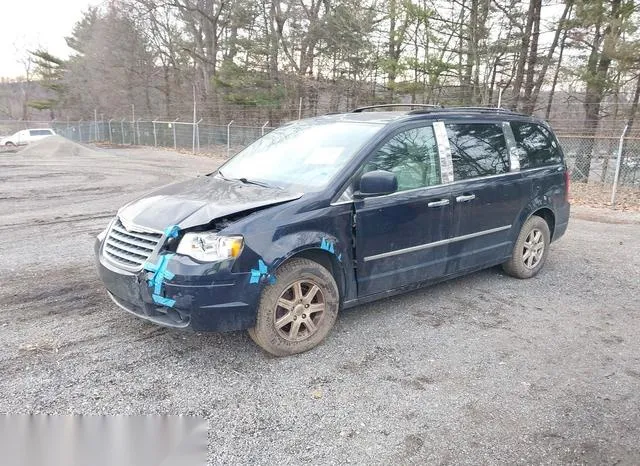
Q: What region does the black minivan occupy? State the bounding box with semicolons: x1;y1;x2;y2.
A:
95;105;570;356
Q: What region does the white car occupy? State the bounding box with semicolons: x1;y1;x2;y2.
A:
0;128;56;146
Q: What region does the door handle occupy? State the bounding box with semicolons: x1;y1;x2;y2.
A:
456;194;476;203
428;199;450;207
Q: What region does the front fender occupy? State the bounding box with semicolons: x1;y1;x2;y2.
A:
238;229;355;302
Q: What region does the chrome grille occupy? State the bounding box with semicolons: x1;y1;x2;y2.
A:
103;218;162;269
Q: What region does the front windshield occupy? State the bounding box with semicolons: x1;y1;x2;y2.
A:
218;120;383;191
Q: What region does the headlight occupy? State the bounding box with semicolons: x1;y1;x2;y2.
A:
176;233;243;262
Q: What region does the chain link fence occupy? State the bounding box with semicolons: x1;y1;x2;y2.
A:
559;135;640;186
1;119;639;208
0;119;274;158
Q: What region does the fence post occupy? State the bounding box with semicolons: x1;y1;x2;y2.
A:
261;121;269;136
135;119;141;145
108;119;113;144
173;118;179;150
611;123;629;209
79;119;83;142
227;120;234;157
121;119;126;145
195;118;203;153
152;119;157;147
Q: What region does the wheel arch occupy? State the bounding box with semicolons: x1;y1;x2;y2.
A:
530;207;555;239
275;248;346;305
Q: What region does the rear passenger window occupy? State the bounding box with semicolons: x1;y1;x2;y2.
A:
364;125;441;191
446;123;509;180
511;122;562;169
29;129;52;136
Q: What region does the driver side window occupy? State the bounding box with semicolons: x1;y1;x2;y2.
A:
363;125;441;191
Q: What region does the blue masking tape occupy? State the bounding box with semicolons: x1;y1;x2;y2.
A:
320;238;335;254
143;254;176;307
249;259;268;284
164;224;180;239
152;294;176;307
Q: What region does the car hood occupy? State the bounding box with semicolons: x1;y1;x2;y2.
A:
117;175;303;231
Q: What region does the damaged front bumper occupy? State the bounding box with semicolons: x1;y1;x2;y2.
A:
94;239;261;332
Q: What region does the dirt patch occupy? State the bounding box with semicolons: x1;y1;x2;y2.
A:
570;181;640;211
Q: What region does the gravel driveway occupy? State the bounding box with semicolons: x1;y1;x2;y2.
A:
1;138;639;464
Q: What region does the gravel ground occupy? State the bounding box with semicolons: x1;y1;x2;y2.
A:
1;138;639;465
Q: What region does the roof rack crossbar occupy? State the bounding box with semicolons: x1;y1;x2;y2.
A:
351;103;443;113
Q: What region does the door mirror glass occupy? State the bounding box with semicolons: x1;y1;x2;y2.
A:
357;170;398;197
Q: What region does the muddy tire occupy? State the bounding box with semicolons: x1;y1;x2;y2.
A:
502;215;551;279
248;258;339;356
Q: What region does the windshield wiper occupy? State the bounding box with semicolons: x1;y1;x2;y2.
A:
237;177;282;189
217;169;282;189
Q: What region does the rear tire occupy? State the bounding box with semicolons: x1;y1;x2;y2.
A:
502;215;551;279
248;258;339;356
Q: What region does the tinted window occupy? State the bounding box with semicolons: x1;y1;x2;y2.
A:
364;125;441;191
511;122;562;169
30;129;53;136
446;123;508;180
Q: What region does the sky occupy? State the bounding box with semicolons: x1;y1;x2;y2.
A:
0;0;100;79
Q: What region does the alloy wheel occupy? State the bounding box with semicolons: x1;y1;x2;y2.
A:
274;279;325;341
523;228;545;269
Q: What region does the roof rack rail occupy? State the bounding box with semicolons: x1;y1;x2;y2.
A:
452;106;516;112
351;103;443;113
405;106;522;116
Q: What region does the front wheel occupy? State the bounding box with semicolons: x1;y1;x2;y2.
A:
248;258;339;356
5;141;15;147
502;215;551;279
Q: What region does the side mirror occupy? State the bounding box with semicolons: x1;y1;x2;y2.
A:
357;170;398;197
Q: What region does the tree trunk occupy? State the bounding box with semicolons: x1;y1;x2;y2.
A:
626;74;640;134
521;0;542;115
545;19;569;120
511;0;536;110
572;0;622;182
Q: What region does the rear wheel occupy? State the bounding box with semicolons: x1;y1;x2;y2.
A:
248;258;339;356
502;215;551;279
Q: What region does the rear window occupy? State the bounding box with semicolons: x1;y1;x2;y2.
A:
510;122;562;169
446;123;509;180
29;129;54;136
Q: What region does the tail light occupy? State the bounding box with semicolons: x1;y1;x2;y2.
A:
564;170;570;202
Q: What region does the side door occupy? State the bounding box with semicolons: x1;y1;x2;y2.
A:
354;123;454;297
444;121;527;273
